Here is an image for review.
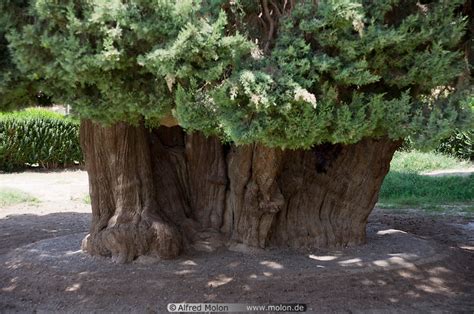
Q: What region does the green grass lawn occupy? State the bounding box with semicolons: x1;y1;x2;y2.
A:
389;150;470;173
83;194;91;205
0;187;38;207
379;150;473;214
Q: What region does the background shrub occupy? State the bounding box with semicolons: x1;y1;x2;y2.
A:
0;107;65;120
437;130;473;161
0;108;82;171
398;130;473;161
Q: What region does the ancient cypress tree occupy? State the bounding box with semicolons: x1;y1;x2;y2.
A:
1;0;472;262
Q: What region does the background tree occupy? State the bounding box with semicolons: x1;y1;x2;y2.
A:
1;0;472;263
0;0;54;109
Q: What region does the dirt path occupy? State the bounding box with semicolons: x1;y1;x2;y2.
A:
0;170;90;256
422;167;474;177
0;170;473;313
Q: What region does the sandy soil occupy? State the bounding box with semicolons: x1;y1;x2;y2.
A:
0;170;473;313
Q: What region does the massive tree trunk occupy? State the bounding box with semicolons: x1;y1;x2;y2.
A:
80;120;400;262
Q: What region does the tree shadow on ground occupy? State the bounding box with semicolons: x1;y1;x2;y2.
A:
1;212;473;312
0;212;90;255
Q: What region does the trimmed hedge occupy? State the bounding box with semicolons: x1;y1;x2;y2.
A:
0;108;82;171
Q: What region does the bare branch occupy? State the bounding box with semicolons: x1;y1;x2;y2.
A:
261;0;275;52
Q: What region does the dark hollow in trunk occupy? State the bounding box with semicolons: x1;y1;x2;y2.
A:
80;120;400;262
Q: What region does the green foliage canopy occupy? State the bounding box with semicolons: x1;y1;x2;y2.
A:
1;0;472;149
0;0;38;110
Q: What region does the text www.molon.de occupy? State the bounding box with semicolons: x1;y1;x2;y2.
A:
167;303;307;312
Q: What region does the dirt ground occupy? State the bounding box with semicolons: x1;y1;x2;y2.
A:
0;170;473;313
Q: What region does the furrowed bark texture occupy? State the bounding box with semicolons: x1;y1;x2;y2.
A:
80;121;182;263
80;120;400;262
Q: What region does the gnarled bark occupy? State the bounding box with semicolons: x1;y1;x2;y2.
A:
80;120;400;262
80;121;182;263
272;140;398;248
